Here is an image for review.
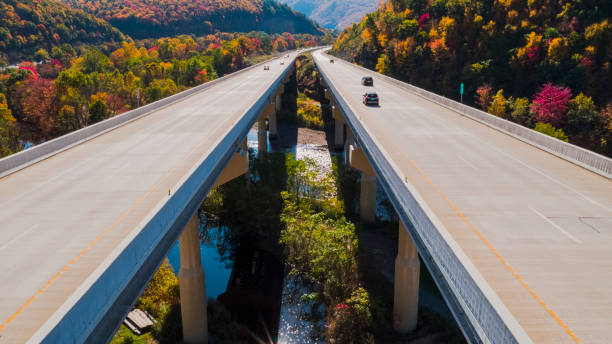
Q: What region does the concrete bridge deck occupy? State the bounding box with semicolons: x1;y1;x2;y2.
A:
0;52;297;343
313;50;612;343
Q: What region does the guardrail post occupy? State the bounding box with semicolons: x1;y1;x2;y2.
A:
178;214;208;344
394;220;420;333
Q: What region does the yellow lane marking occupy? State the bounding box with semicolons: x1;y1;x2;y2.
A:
365;109;581;343
0;97;249;333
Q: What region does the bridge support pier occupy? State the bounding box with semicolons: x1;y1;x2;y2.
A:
178;214;208;344
393;221;420;333
214;143;249;188
269;111;278;139
348;144;376;223
360;174;376;222
345;128;354;166
257;115;267;154
333;105;345;150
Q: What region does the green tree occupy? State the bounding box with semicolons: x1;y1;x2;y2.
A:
88;99;110;124
55;105;80;136
80;48;112;74
534;122;569;142
507;97;533;127
566;93;600;137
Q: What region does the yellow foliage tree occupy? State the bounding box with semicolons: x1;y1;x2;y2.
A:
0;93;16;157
547;37;568;62
488;90;507;118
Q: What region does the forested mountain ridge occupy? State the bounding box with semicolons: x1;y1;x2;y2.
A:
63;0;325;38
277;0;380;30
332;0;612;156
0;0;124;64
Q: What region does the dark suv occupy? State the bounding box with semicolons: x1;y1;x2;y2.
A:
361;76;373;86
362;92;379;106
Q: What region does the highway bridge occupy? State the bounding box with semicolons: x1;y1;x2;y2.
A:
0;48;610;343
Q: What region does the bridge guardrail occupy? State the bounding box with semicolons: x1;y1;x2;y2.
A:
0;53;286;179
321;50;611;180
315;51;532;344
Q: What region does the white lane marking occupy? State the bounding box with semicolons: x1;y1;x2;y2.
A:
458;155;478;171
0;224;38;252
529;207;582;244
481;140;612;213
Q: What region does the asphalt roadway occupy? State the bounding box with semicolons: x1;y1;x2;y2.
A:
313;50;612;343
0;52;296;342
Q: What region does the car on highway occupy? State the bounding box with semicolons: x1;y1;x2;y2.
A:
362;92;379;106
280;61;285;65
330;59;334;63
361;76;373;86
263;65;270;70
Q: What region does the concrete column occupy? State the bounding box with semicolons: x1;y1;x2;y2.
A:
393;221;420;333
257;116;267;154
179;214;208;344
332;105;345;150
275;93;282;112
334;118;344;150
345;129;354;166
360;174;376;223
269;111;278;139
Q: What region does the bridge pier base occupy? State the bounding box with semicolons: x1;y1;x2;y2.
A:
393;221;420;333
178;214;208;344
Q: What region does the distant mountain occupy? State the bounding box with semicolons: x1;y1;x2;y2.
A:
277;0;380;30
0;0;123;64
63;0;324;38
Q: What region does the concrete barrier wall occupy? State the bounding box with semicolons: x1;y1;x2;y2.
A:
315;54;532;344
0;56;277;178
321;51;612;180
30;55;298;344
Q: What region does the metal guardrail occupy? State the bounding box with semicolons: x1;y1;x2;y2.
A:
29;54;299;344
314;51;533;344
322;51;611;180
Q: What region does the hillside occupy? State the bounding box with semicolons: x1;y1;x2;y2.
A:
0;0;123;64
278;0;380;30
333;0;612;155
63;0;324;38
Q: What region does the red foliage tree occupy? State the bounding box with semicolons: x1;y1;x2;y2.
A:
530;83;572;126
15;76;57;140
